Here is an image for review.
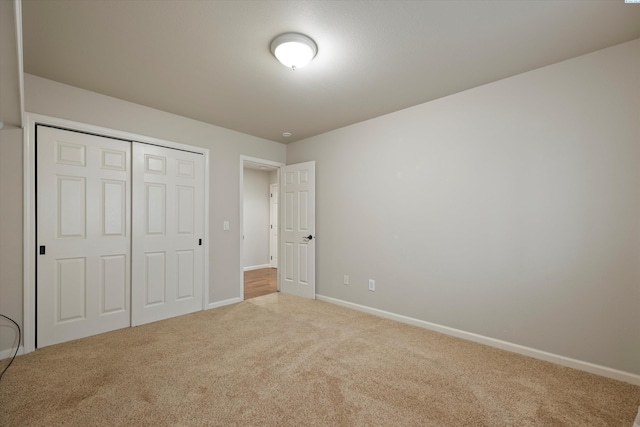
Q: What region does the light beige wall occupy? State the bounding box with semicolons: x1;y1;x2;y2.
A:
0;128;23;355
287;39;640;375
19;74;285;312
0;0;24;355
243;168;271;269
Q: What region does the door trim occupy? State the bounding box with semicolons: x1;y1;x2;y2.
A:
239;156;284;300
23;113;210;353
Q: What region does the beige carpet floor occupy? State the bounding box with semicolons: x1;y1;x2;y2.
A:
1;293;639;426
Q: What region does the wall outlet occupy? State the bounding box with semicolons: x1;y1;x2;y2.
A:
223;221;230;231
368;279;375;292
344;275;349;285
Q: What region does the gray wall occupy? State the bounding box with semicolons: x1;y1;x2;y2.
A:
287;39;640;375
24;74;286;304
0;74;286;354
0;128;23;355
243;168;271;269
0;0;24;356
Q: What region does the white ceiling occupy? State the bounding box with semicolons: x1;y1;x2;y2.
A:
244;161;278;172
21;0;640;143
1;0;22;128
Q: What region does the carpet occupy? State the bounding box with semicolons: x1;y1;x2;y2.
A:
1;293;639;426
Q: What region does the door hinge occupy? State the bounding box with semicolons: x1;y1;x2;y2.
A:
39;245;46;255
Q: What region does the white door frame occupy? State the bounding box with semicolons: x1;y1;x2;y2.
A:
239;156;284;300
23;113;210;353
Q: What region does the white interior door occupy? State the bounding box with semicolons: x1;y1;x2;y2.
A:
37;126;131;347
131;144;205;326
270;183;278;268
279;161;315;299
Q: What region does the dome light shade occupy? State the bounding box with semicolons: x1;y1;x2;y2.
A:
270;33;317;70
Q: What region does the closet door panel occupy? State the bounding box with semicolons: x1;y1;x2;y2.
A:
131;144;205;326
37;126;131;347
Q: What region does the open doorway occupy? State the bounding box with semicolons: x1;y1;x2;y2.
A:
240;156;283;300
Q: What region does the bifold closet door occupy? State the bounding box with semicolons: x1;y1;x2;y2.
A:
37;126;131;347
131;144;205;326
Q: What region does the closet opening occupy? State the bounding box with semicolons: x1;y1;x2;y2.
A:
24;115;210;353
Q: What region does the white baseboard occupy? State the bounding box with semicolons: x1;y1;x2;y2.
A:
316;294;640;386
243;264;271;272
0;345;24;361
207;297;242;310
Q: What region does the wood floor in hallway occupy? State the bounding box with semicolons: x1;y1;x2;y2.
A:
244;268;277;300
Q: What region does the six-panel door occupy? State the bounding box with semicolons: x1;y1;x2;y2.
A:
37;126;131;347
131;144;205;326
37;126;206;346
280;161;316;299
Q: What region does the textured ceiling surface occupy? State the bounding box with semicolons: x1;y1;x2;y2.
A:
21;0;640;143
1;0;22;128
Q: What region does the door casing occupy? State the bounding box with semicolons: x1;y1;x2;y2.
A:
239;156;284;299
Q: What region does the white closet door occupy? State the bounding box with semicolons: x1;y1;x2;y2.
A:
37;126;131;347
131;144;205;326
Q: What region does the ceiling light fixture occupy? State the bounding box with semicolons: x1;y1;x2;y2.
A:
270;33;317;70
